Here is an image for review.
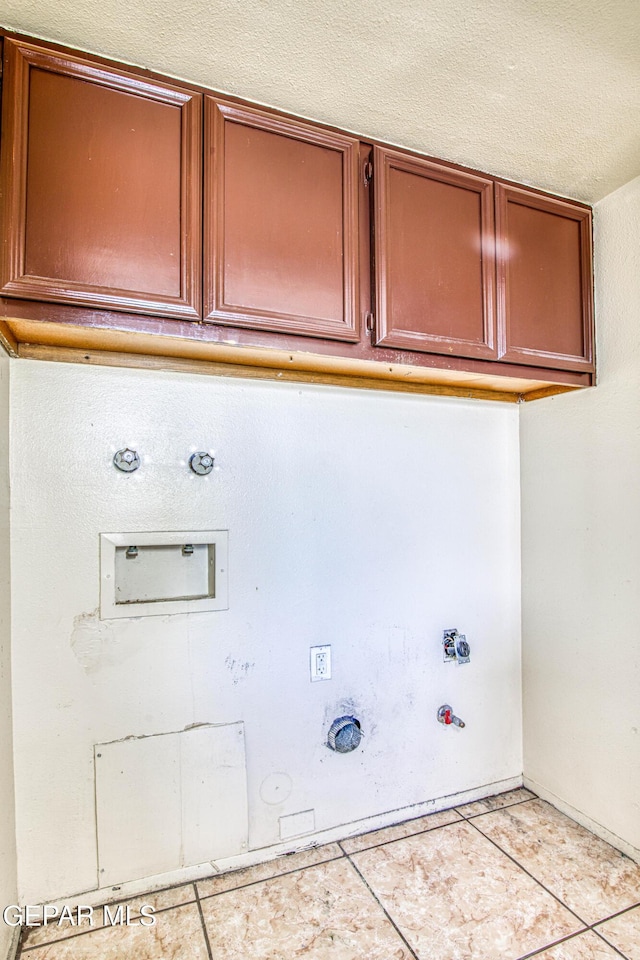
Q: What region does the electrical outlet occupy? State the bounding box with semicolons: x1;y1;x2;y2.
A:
310;645;331;682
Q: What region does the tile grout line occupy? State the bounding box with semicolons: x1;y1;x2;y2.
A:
342;808;598;960
193;882;214;960
344;803;639;960
340;793;537;857
19;898;198;953
463;811;640;960
517;921;638;960
24;857;378;957
196;850;345;902
190;799;523;891
591;900;640;927
335;793;535;857
339;840;421;960
341;814;464;856
455;795;539;821
465;816;590;928
520;926;632;960
590;925;634;960
345;807;639;960
466;816;640;933
514;928;594;960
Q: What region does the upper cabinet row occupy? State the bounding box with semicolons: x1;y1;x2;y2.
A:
0;37;593;376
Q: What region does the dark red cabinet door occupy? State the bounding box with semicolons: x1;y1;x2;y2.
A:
0;40;202;319
373;146;497;360
496;185;593;370
204;99;360;341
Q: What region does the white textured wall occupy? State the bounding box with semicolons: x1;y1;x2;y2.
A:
0;351;17;959
11;359;521;903
521;175;640;854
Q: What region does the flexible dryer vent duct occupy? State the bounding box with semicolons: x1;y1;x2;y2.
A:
327;716;362;753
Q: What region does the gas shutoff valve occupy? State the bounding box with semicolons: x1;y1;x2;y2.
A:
443;628;470;664
437;704;465;728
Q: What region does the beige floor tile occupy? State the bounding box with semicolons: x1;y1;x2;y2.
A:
533;930;626;959
341;807;461;854
20;903;208;959
21;885;195;950
199;856;413;959
456;788;536;818
197;842;343;899
472;799;640;925
597;904;640;959
351;819;582;960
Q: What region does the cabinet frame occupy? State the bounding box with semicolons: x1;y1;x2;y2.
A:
204;98;361;342
0;40;202;320
373;146;498;360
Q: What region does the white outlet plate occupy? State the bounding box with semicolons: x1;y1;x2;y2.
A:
310;644;331;682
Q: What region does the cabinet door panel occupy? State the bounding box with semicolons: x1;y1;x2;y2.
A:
496;185;593;370
0;40;201;319
374;147;497;359
205;99;360;341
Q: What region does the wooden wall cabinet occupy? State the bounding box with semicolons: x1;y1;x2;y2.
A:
373;146;497;361
204;98;361;342
372;148;593;375
496;185;593;371
0;31;595;402
0;39;202;320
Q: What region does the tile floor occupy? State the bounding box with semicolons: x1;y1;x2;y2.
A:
18;789;640;959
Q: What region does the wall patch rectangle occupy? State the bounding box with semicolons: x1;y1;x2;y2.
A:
95;722;248;886
279;809;315;841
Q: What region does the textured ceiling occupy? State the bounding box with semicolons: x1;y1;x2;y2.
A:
2;0;639;202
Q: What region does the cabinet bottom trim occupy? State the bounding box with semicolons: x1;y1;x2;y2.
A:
6;317;588;403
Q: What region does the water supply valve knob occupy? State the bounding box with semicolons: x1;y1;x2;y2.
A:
189;452;214;476
113;448;140;472
437;704;465;728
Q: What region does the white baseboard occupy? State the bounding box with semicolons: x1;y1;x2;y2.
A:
37;774;523;913
212;774;523;878
524;776;640;865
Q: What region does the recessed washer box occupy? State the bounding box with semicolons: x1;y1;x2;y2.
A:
100;531;228;619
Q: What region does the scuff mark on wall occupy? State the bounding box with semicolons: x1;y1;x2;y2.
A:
225;656;255;685
97;720;243;747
